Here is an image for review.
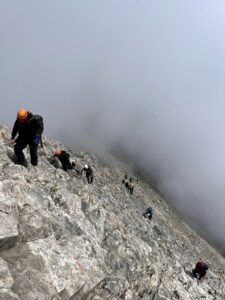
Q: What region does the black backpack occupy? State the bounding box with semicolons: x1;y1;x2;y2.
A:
31;115;44;135
198;261;208;271
28;115;44;147
146;207;153;215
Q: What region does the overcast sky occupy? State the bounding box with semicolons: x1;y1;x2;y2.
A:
1;0;225;249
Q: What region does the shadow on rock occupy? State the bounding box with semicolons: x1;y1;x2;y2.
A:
184;269;195;279
7;148;18;164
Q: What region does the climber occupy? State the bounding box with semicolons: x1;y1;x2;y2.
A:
192;261;208;282
122;174;130;190
122;174;127;184
54;149;75;171
143;207;153;220
81;164;93;184
128;177;134;194
10;108;44;167
122;174;128;184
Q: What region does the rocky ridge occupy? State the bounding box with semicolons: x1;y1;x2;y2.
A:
0;125;224;300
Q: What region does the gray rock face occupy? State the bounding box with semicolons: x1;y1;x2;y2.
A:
0;125;225;299
0;212;18;251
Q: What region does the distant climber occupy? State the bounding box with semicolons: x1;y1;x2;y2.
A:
10;108;44;167
128;177;134;194
143;207;153;220
192;261;208;282
122;174;129;190
54;149;75;171
122;174;127;184
81;164;93;184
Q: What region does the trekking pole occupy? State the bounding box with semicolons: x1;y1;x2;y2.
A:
0;141;15;151
0;141;14;155
1;140;15;146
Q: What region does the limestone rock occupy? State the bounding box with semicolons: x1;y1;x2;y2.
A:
0;125;224;299
0;212;18;251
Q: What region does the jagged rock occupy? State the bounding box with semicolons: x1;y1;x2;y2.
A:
0;126;224;299
0;212;18;251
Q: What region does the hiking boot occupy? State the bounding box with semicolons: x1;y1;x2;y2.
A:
18;160;28;168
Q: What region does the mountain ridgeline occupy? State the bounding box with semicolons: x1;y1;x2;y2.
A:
0;125;225;300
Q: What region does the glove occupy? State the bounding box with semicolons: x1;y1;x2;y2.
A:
33;136;40;145
9;139;16;145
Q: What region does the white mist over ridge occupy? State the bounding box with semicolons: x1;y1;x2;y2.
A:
61;97;225;250
1;1;225;249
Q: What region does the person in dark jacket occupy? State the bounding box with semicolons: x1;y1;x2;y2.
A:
143;207;153;220
192;261;208;282
128;177;134;194
54;149;75;171
122;174;130;191
10;108;44;167
122;174;128;184
81;164;93;184
122;174;129;188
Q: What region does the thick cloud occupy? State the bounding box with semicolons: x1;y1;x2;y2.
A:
1;1;225;250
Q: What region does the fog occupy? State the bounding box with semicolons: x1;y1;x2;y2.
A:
1;1;225;250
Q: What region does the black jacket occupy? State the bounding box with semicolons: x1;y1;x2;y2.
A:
55;151;71;167
12;112;42;141
81;166;93;176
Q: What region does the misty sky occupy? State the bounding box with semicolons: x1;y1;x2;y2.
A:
1;1;225;248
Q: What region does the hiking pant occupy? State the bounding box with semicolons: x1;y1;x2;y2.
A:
87;174;93;184
62;162;74;172
14;139;38;166
129;187;134;194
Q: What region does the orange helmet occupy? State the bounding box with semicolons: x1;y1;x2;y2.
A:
17;108;28;121
55;149;61;156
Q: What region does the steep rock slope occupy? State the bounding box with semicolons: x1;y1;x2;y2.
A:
0;125;224;300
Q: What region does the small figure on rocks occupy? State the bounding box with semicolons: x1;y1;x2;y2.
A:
122;174;129;190
81;164;93;184
122;174;128;184
10;108;44;167
54;149;75;171
192;260;208;282
143;207;153;220
128;177;134;194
